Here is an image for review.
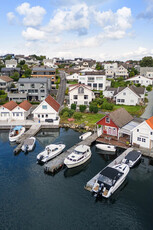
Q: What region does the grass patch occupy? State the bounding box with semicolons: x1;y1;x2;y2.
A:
67;80;78;84
113;104;146;116
0;93;7;99
60;112;105;128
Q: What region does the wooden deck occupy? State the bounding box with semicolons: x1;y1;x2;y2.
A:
96;134;130;149
85;147;133;192
44;133;98;173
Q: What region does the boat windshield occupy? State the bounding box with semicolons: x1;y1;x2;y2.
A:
74;150;85;155
98;174;114;186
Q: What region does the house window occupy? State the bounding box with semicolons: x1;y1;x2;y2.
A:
142;138;146;142
73;95;78;99
105;117;110;123
84;101;88;105
42;115;44;118
74;101;77;104
137;129;139;132
38;114;40;118
137;137;141;141
93;83;97;88
40;90;45;93
121;99;125;103
88;83;91;87
123;92;126;95
46;114;48;117
78;87;84;94
42;105;47;109
151;132;153;135
117;99;120;102
31;83;35;88
99;84;103;88
84;95;88;99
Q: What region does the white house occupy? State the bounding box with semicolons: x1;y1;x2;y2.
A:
132;117;153;149
125;75;152;87
78;74;106;91
0;100;32;121
115;65;128;78
11;100;32;120
103;63;118;70
5;59;17;68
66;73;80;81
0;76;13;91
114;85;145;105
43;59;58;68
79;67;96;73
32;95;60;124
105;69;115;78
0;101;17;121
103;87;117;98
69;84;95;106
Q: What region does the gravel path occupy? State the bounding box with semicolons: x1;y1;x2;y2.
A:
141;90;153;119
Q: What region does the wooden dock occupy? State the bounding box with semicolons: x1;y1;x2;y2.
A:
44;133;98;173
84;147;133;192
14;124;42;154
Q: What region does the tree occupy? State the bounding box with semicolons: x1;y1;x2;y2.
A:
79;105;86;112
0;60;5;71
11;72;19;81
4;55;12;60
73;112;82;120
95;62;103;70
140;56;153;67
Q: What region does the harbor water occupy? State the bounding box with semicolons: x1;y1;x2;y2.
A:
0;128;153;230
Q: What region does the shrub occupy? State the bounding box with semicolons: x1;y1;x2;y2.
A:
71;103;76;110
101;102;114;110
63;111;69;118
93;106;98;113
60;107;69;116
60;107;74;118
89;104;94;113
0;90;5;95
146;85;152;92
144;97;148;103
73;112;82;120
79;105;86;112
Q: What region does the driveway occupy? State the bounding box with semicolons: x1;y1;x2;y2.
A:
141;90;153;119
56;71;66;106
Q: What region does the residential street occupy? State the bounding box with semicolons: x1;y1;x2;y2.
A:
141;90;153;119
56;70;66;106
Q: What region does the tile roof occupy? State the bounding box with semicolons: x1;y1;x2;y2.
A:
45;95;60;112
19;100;32;111
0;76;13;82
109;108;133;128
18;78;48;83
146;116;153;129
129;85;145;96
2;101;17;111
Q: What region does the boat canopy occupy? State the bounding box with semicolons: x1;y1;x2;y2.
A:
13;126;23;131
125;150;141;162
100;167;121;180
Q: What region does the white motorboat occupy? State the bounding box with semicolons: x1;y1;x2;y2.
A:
9;126;25;142
37;144;66;163
79;132;92;140
21;137;36;152
92;163;130;198
64;145;91;168
96;144;116;152
122;150;141;168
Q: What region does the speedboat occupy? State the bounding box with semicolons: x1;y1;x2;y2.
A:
64;145;91;168
9;126;25;142
21;137;36;152
79;132;92;140
96;144;116;152
122;150;141;168
92;163;130;198
37;144;66;164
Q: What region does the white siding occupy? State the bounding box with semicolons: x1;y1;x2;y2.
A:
115;88;139;105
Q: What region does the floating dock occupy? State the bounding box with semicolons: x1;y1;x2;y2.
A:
44;133;98;173
14;124;42;154
84;147;133;192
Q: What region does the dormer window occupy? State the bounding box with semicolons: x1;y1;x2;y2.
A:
78;87;84;94
105;117;110;123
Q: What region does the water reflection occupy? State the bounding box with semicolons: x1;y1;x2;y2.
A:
64;159;91;177
36;128;59;147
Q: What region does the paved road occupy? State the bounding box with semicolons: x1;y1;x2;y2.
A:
141;90;153;119
56;71;66;106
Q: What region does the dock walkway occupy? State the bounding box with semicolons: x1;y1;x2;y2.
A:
44;133;98;173
14;124;42;154
84;147;133;192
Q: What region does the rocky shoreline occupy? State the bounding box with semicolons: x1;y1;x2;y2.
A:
59;122;95;132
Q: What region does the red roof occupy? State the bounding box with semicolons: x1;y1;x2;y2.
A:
146;116;153;129
19;100;32;111
2;101;17;111
45;95;60;112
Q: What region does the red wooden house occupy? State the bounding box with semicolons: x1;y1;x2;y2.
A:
96;108;133;138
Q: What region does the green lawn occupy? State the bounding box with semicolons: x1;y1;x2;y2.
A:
60;112;105;128
113;104;146;116
67;80;78;84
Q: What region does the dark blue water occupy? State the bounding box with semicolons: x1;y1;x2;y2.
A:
0;128;153;230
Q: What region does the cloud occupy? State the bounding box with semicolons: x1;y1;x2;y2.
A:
52;0;107;6
94;7;132;39
138;0;153;19
44;3;89;35
7;12;16;24
22;27;46;41
16;2;46;26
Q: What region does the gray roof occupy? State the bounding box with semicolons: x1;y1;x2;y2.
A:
18;78;48;83
5;59;17;64
109;108;133;128
114;85;145;97
32;67;55;71
1;67;21;71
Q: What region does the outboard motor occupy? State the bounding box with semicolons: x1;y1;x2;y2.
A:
95;183;104;197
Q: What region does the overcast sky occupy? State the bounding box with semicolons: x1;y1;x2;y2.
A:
1;0;153;61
